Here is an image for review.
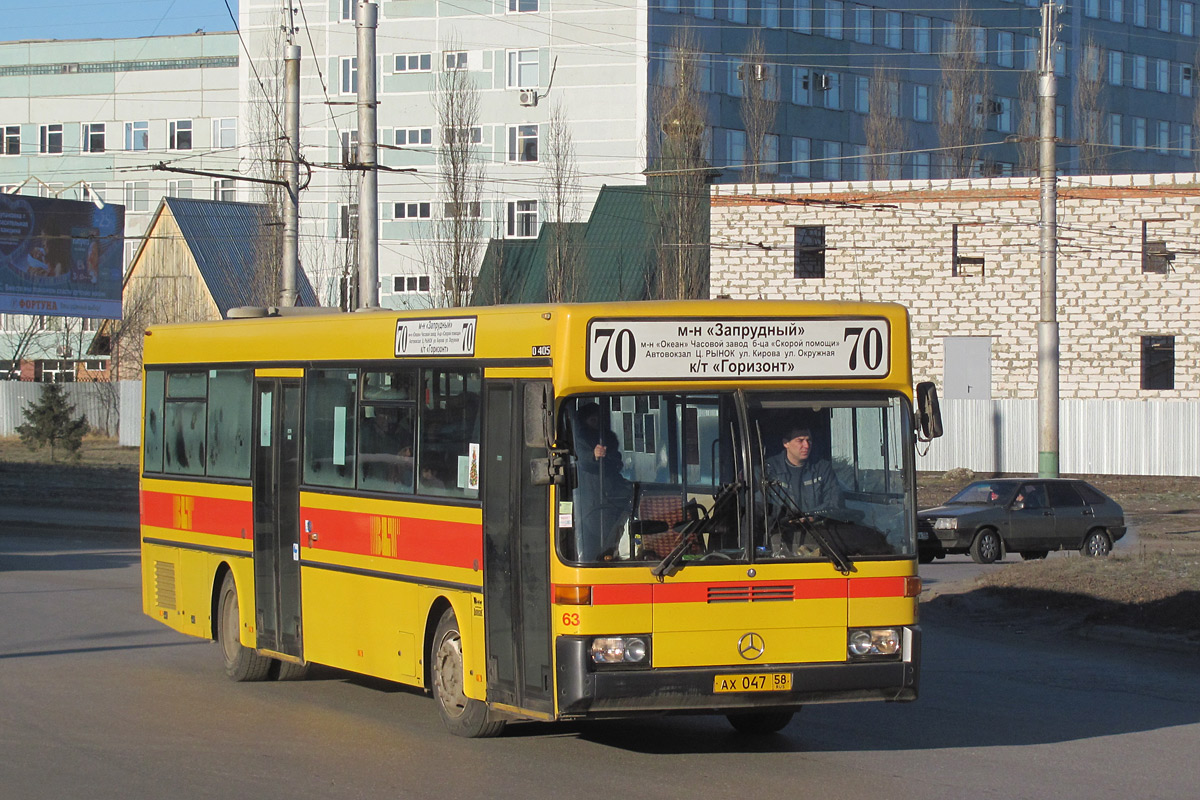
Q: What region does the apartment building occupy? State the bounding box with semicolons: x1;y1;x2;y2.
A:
0;32;240;372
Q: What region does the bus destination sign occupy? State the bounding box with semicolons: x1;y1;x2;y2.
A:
394;316;477;357
586;318;890;380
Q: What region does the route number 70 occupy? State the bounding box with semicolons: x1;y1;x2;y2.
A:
843;326;885;372
592;327;637;374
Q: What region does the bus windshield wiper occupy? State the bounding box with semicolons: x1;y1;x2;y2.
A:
651;479;742;581
763;479;855;575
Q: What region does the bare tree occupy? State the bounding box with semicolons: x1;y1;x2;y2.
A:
738;30;778;185
1073;37;1109;175
649;26;710;300
936;2;991;178
424;43;486;309
542;100;583;302
1016;67;1039;176
864;64;906;180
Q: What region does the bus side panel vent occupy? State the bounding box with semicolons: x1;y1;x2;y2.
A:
155;560;177;611
707;585;794;603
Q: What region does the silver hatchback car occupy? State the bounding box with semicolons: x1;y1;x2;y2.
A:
917;478;1126;564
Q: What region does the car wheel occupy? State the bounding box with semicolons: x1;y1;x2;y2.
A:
1081;530;1112;557
918;550;935;564
969;529;1002;564
726;709;795;735
1020;551;1048;561
217;572;272;682
431;608;505;738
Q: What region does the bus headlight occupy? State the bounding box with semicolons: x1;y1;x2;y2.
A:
933;517;957;530
848;628;901;659
590;636;650;666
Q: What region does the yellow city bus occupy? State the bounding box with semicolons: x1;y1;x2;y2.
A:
140;300;942;737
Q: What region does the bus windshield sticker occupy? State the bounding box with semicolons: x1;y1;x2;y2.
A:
586;318;890;380
394;317;478;357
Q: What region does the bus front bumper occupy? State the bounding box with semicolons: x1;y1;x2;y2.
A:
555;627;920;719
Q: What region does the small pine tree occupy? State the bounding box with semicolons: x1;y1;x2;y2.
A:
15;383;90;462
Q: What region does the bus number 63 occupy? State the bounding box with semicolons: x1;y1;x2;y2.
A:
592;327;637;374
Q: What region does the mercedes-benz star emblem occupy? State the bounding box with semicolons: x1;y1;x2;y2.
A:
737;632;765;660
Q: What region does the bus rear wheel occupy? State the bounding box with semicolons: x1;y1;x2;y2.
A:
217;572;272;682
431;608;505;738
725;709;795;735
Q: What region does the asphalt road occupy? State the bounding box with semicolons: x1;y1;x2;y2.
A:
2;526;1198;800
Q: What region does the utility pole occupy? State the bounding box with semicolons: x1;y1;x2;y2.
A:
281;1;300;308
355;1;379;309
1037;1;1060;477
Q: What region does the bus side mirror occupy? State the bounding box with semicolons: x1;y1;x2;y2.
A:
530;454;567;486
915;381;943;441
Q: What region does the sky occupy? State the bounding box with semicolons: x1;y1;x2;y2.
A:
6;0;237;42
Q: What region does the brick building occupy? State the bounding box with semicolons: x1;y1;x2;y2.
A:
710;172;1197;402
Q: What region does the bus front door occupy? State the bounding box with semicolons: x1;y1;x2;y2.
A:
252;378;303;660
482;381;553;716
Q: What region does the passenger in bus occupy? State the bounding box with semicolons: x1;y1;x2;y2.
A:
571;402;633;560
764;424;844;555
359;407;414;491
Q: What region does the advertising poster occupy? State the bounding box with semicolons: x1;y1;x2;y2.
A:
0;193;125;319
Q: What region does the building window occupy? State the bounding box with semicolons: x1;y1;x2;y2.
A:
762;0;780;28
1141;336;1175;389
340;203;359;239
729;0;748;23
2;124;19;155
82;182;105;205
341;56;358;93
727;129;747;167
445;126;482;145
1142;221;1176;273
444;51;467;71
506;199;538;238
444;200;482;218
1133;54;1147;88
213;178;235;201
1183;2;1195;34
951;224;985;277
394;201;431;219
793;226;826;278
1109;113;1123;145
81;122;106;153
125;121;148;151
1086;0;1100;16
997;32;1014;68
395;127;432;147
794;0;812;32
1157;120;1171;153
509;0;538;11
1135;0;1148;25
884;11;901;48
212;117;236;149
825;1;843;39
168;179;193;198
914;16;931;53
1109;51;1123;85
1133;116;1147;149
912;151;931;179
914;84;931;121
507;49;539;88
39;123;63;154
124;181;149;212
341;130;359;165
823;141;841;179
394;275;432;293
854;75;869;113
793;69;812;105
395;53;432;73
1181;64;1193;96
696;0;715;19
341;0;354;20
507;124;539;162
1182;123;1194;156
1159;0;1171;30
823;72;841;110
1156;58;1170;92
1110;0;1124;21
791;137;811;177
169;120;192;150
853;6;871;44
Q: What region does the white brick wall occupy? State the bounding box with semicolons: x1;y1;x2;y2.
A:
711;173;1200;400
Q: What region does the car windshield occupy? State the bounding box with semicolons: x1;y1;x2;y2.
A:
556;391;916;567
946;482;1014;506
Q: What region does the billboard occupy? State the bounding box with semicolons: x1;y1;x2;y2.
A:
0;193;125;320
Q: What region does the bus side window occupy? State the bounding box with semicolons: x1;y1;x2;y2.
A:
143;369;166;473
163;371;208;476
303;369;357;489
417;368;481;499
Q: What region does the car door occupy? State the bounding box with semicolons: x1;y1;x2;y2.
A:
1008;481;1056;551
1045;481;1090;548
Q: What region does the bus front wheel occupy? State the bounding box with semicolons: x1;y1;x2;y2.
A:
431;608;505;738
725;709;795;735
217;572;272;682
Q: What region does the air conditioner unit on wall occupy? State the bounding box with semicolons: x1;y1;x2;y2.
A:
518;90;538;107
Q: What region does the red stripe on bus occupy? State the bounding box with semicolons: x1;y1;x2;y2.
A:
301;507;482;570
584;577;905;606
588;584;653;605
140;490;253;539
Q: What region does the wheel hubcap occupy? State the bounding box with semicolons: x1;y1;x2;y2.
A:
434;632;468;718
221;589;239;663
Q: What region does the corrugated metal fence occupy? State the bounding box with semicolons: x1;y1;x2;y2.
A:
917;399;1200;476
0;382;141;444
3;385;1197;476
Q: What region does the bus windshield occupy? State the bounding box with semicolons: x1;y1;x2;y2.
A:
559;392;915;567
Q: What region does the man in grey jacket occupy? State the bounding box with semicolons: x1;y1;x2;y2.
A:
764;425;844;556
